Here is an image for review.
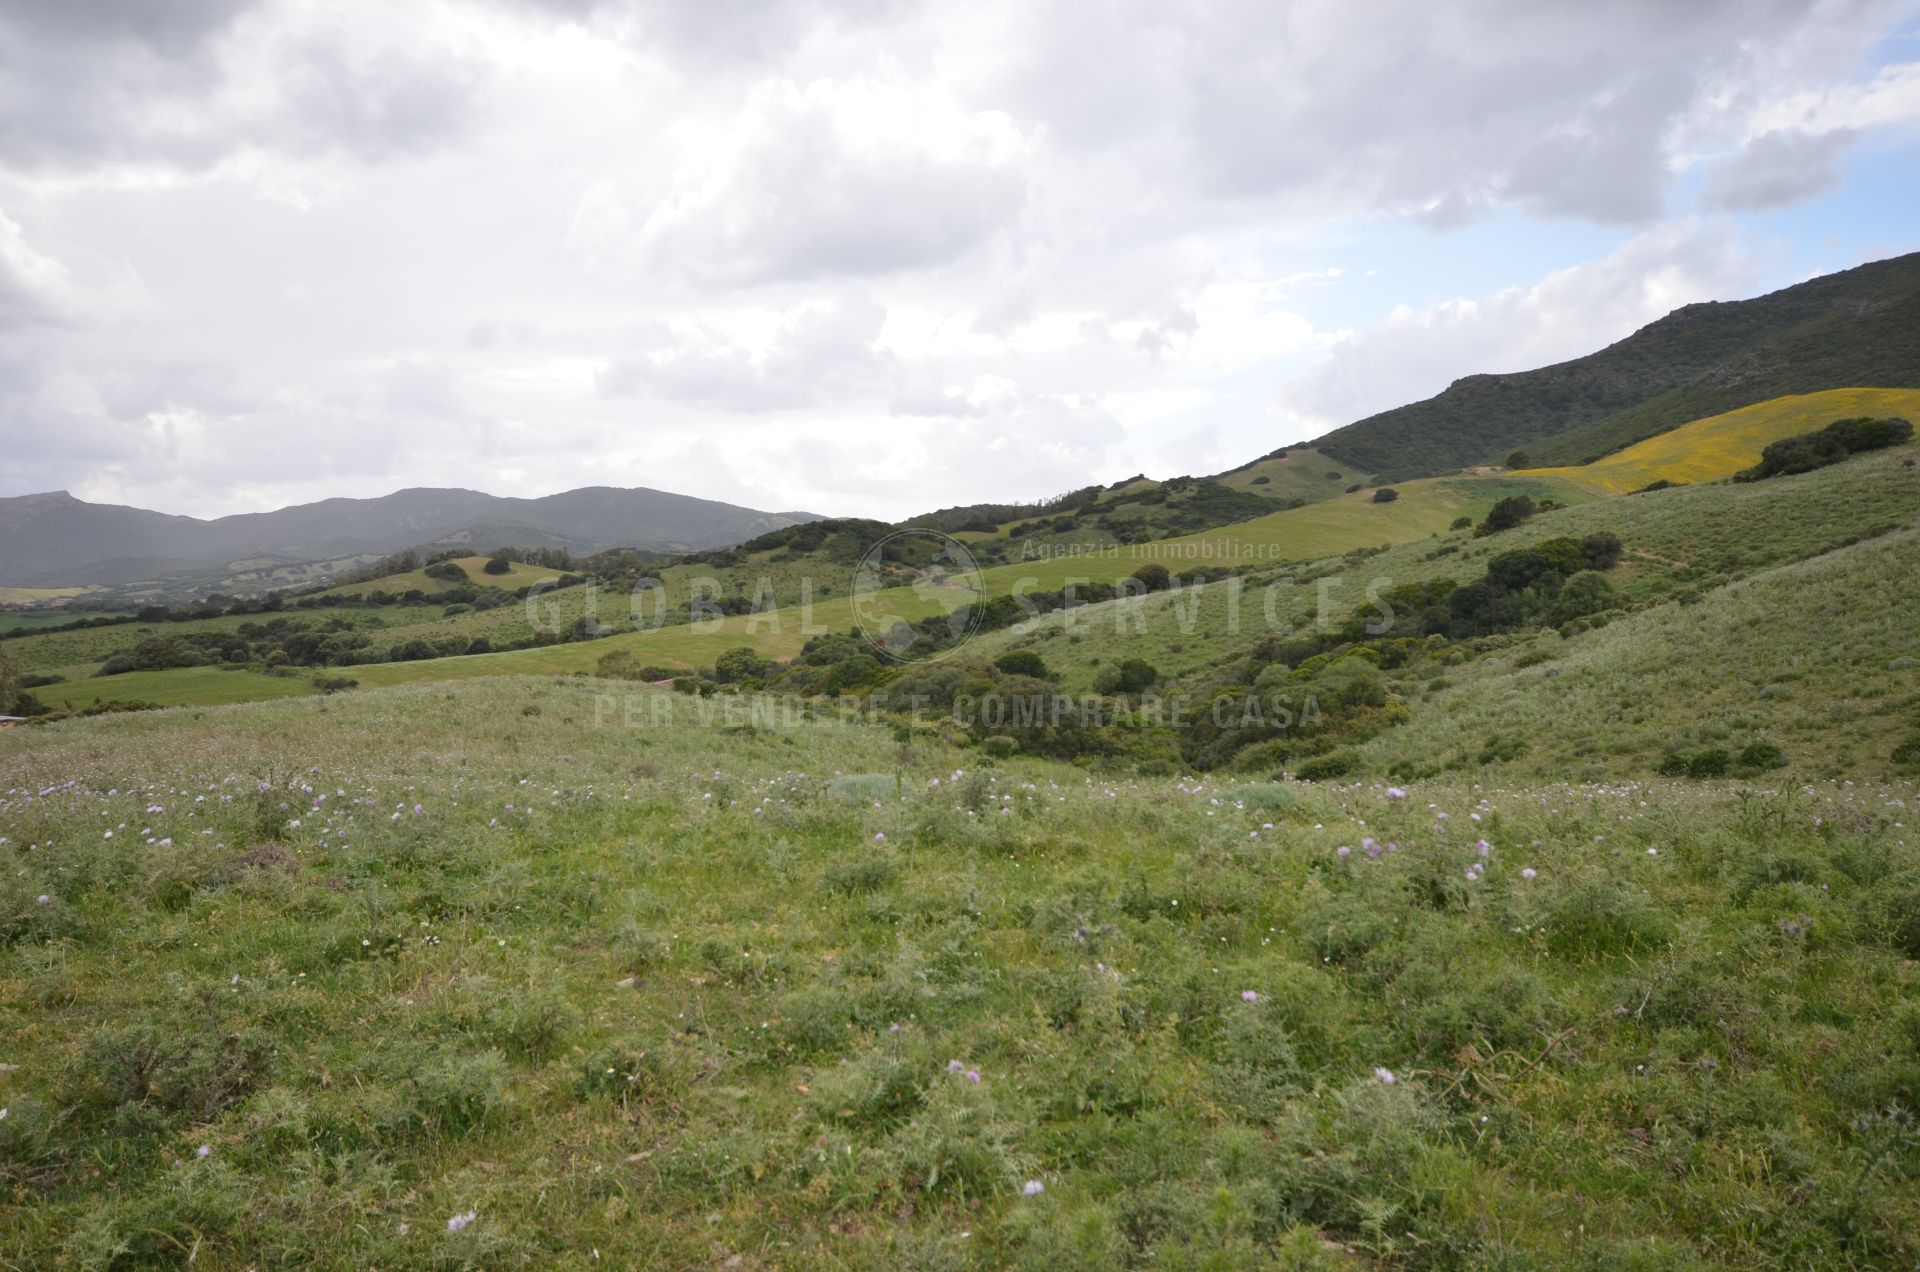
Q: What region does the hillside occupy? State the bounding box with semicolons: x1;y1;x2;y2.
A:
0;486;820;592
1535;386;1920;494
1310;250;1920;478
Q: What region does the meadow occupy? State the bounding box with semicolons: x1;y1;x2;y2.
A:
3;678;1918;1268
1536;388;1920;495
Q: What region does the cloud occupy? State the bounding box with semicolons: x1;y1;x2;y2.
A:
571;80;1028;286
1702;127;1862;210
0;0;1914;524
1279;219;1766;430
0;0;483;174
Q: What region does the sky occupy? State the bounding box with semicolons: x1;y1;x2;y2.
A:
2;0;1918;522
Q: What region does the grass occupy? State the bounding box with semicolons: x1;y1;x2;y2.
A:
1364;524;1920;782
0;588;101;604
2;678;1917;1267
29;665;320;711
1212;447;1373;503
0;605;447;679
966;435;1920;710
308;556;562;600
1537;387;1920;494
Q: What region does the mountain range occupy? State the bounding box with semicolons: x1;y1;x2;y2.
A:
5;250;1917;596
0;486;818;591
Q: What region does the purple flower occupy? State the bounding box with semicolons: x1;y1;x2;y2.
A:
195;1144;212;1159
965;1070;981;1083
874;832;886;842
1386;787;1407;799
1521;867;1537;880
1476;839;1491;857
1241;990;1259;1002
447;1210;477;1233
947;1059;963;1073
1022;1179;1046;1196
1336;845;1351;859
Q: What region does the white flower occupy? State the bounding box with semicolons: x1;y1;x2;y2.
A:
1022;1179;1046;1196
447;1210;477;1233
1373;1067;1397;1085
196;1144;212;1159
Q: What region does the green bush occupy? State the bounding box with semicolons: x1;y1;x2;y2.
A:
1294;751;1360;781
994;650;1051;679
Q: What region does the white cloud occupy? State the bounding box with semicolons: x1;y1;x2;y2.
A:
1278;220;1767;430
0;0;1916;523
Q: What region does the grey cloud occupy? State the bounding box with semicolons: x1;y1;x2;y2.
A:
992;0;1856;227
0;1;480;172
1702;128;1861;211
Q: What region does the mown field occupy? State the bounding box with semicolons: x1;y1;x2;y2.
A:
3;679;1918;1268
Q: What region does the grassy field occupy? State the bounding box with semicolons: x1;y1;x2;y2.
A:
0;588;101;604
29;665;321;711
1538;387;1920;494
0;613;132;635
1213;447;1373;503
0;605;447;680
310;556;563;600
2;679;1917;1267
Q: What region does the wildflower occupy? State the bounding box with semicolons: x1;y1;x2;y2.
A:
1023;1179;1046;1196
947;1059;963;1073
196;1144;212;1159
1476;839;1491;856
1336;845;1352;858
35;894;50;905
1373;1067;1397;1085
1521;867;1537;880
447;1210;477;1233
965;1070;981;1083
1386;787;1407;799
874;832;886;842
1241;990;1259;1002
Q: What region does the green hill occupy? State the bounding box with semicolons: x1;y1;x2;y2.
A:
1311;251;1920;478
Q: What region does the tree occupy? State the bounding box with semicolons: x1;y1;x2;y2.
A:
714;646;772;683
483;554;513;575
1505;450;1533;469
1554;571;1618;622
1371;487;1400;503
1474;495;1536;537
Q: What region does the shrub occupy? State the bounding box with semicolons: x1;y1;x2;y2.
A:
1130;563;1172;592
1504;450;1532;469
1449;516;1473;530
994;650;1051;679
1092;658;1158;694
483;555;512;575
981;735;1018;757
823;854;900;896
1371;487;1400;503
423;560;468;582
76;1019;273;1123
1294;751;1360;781
1474;495;1536;537
1545;881;1672;960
